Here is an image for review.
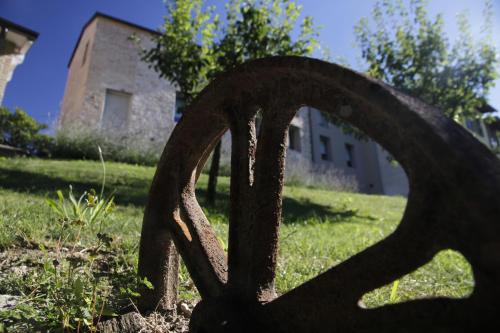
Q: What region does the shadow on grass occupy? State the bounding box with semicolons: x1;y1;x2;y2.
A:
0;167;150;206
0;167;375;224
195;188;375;225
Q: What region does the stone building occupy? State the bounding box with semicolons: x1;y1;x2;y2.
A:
59;13;177;152
59;12;500;196
0;17;38;105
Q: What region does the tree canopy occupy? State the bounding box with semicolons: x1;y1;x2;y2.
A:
139;0;321;205
0;107;52;156
354;0;498;121
141;0;320;104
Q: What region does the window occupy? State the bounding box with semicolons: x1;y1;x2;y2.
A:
255;111;263;137
488;127;499;149
174;93;185;122
101;89;131;131
465;118;484;137
288;125;301;152
490;135;499;149
318;112;329;127
319;135;331;161
82;41;89;66
345;143;355;168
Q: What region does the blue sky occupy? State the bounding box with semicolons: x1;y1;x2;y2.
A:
1;0;499;129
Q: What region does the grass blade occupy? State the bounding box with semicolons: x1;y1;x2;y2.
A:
390;279;400;303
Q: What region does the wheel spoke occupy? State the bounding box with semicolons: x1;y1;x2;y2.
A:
227;108;258;296
246;105;297;301
143;110;229;300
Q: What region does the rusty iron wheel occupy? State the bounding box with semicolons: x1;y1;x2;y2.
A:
139;57;500;332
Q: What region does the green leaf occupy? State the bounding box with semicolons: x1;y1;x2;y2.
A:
46;198;64;216
354;0;498;125
99;306;118;317
56;190;64;204
73;278;84;298
142;277;154;290
390;279;400;303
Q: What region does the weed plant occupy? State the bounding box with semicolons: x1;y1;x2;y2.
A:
0;149;151;332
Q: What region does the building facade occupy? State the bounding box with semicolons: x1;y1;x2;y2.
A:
59;13;500;196
0;17;38;105
59;13;177;152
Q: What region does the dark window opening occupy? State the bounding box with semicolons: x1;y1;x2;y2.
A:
465;118;484;137
255;111;263;137
319;135;331;161
288;125;301;152
345;143;355;168
174;93;185;122
487;127;499;149
82;41;89;66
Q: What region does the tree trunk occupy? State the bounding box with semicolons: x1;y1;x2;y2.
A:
206;141;221;206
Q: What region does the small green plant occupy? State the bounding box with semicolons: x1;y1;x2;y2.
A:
389;279;400;303
0;147;151;332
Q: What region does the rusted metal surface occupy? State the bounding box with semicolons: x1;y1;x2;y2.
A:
139;56;500;331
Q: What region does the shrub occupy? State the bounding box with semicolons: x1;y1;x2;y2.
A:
52;127;161;166
201;144;359;192
0;107;53;156
285;158;359;192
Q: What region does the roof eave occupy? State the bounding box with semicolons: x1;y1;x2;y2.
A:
0;17;39;41
67;12;160;68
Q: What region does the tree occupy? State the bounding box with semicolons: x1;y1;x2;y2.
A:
141;0;320;206
0;106;53;156
354;0;498;123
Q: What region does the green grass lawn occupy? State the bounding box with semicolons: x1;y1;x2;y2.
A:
0;157;473;325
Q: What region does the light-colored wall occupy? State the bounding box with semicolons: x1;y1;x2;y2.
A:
307;108;385;193
374;145;409;196
0;41;32;105
462;117;496;150
220;106;406;195
218;107;314;174
59;17;177;151
59;20;97;126
0;55;15;104
286;107;313;169
356;141;385;194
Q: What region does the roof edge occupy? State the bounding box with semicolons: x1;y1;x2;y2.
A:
67;12;160;68
0;17;39;40
479;103;498;114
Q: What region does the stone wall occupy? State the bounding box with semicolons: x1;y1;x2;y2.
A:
59;20;97;127
0;29;33;106
0;55;13;104
0;54;22;105
59;16;177;152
